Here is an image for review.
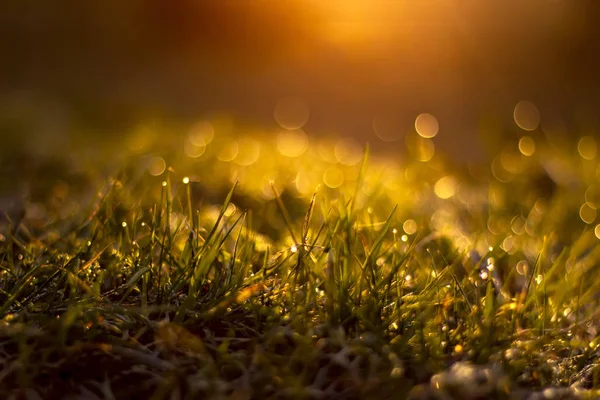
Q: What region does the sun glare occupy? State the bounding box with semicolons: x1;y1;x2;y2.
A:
307;0;397;47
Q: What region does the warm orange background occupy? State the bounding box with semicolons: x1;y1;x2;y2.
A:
1;1;599;160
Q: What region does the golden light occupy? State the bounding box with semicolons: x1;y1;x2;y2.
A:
434;175;457;199
513;101;540;131
294;171;314;196
403;219;417;235
317;140;338;163
415;113;439;139
184;139;206;158
500;149;524;174
189;121;215;146
235;139;261;166
217;140;239;162
308;0;394;47
334;137;363;166
274;97;310;130
277;129;309;157
211;115;234;137
406;133;435;162
224;203;237;217
323;166;345;188
127;124;156;152
260;176;284;200
518;136;536;156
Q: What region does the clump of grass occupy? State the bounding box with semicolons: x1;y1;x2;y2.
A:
1;130;600;399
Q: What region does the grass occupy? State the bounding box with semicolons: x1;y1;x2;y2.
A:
1;126;600;399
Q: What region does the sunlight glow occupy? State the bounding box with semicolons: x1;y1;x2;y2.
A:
311;0;394;47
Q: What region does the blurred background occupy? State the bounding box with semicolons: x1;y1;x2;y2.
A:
1;0;599;161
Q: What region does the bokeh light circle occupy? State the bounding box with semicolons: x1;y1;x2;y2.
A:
578;136;597;160
513;101;540;131
518;136;536;156
189;121;215;146
500;149;524;174
585;185;600;209
373;114;401;142
274;97;310;130
218;140;239;162
334;138;364;166
434;176;458;199
403;219;417;235
580;203;596;224
148;157;166;176
277;129;309;157
235;139;261;166
516;260;528;276
184;139;206;158
415;113;439;138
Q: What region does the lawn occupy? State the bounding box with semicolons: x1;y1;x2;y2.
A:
1;124;599;399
